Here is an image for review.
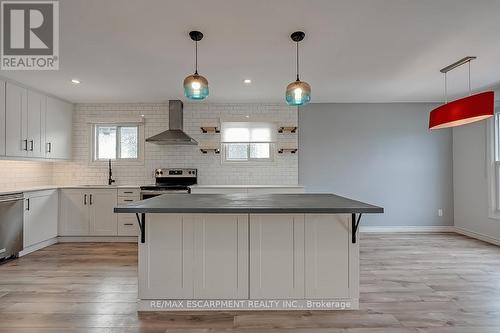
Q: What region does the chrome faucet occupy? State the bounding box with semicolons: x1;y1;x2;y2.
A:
108;159;115;185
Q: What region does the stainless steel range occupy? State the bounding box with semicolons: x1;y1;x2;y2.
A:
140;168;197;200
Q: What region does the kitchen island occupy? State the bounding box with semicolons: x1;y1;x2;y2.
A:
114;193;383;311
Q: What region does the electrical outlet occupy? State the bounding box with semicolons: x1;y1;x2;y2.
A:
438;209;443;217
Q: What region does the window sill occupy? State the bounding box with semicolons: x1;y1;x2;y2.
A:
89;159;145;167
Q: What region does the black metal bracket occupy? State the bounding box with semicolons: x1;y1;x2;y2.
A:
135;213;146;243
351;213;363;244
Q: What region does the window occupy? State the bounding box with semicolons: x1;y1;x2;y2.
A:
488;110;500;218
93;124;142;162
221;122;276;162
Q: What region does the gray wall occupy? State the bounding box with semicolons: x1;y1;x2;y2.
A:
299;103;453;227
453;120;500;242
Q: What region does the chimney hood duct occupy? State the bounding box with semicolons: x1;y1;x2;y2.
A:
145;100;198;145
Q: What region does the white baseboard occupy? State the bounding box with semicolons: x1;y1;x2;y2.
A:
360;226;455;233
57;236;137;242
453;227;500;246
19;237;58;256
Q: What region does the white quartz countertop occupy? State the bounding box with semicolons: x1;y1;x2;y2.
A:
189;185;304;188
0;184;303;196
0;184;140;195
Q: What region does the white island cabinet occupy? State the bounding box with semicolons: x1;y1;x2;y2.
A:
140;214;248;300
115;193;383;311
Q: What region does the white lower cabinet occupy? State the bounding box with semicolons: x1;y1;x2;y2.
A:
117;190;140;236
139;214;249;300
59;188;117;236
24;190;58;248
304;214;350;298
249;214;305;299
89;190;118;235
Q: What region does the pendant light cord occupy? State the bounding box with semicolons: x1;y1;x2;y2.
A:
194;41;198;75
444;72;448;103
296;42;300;81
468;60;471;96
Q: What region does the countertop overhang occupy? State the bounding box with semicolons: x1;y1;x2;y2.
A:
113;193;384;214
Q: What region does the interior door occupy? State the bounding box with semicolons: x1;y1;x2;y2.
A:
89;189;117;235
60;189;89;236
27;90;45;158
5;82;28;157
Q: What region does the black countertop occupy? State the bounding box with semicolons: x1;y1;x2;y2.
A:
114;193;384;214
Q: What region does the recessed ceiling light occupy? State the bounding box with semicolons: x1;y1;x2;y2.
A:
243;79;252;84
71;79;80;84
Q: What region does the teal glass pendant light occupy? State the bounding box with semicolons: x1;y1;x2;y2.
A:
286;31;311;106
184;31;209;100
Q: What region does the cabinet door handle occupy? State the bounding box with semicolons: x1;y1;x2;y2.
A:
123;199;133;202
29;140;34;151
25;198;30;211
47;142;52;153
84;194;87;205
123;191;133;194
23;139;28;151
89;194;93;205
124;223;133;226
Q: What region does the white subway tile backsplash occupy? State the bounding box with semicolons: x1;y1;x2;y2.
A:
53;102;298;186
0;160;53;189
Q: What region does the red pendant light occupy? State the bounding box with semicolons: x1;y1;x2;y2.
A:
429;57;495;130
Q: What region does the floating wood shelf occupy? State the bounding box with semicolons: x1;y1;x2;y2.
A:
200;126;220;133
278;126;297;134
200;148;220;154
278;148;298;154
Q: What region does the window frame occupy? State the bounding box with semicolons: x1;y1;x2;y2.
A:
222;141;275;163
487;109;500;219
90;123;144;165
220;120;276;164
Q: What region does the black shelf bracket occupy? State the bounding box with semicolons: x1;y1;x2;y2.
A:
135;213;146;243
351;213;363;244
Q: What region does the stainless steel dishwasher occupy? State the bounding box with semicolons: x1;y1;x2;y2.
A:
0;193;24;262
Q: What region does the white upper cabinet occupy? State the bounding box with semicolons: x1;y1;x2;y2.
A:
46;96;72;159
5;82;28;157
3;80;72;160
27;90;46;158
0;80;5;155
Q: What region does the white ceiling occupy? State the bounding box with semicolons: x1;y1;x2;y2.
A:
2;0;500;103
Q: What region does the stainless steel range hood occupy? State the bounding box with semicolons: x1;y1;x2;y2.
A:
146;100;198;145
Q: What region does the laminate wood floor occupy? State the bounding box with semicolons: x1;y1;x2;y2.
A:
1;233;500;332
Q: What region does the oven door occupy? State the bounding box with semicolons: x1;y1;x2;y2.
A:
140;190;189;200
